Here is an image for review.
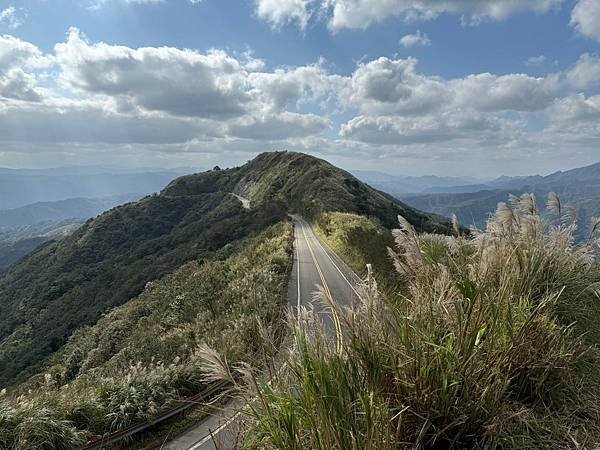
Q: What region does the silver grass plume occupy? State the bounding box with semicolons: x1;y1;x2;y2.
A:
495;202;515;228
547;192;562;216
196;343;235;383
452;214;461;237
518;193;538;216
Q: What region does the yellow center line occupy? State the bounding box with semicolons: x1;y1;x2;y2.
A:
299;220;344;353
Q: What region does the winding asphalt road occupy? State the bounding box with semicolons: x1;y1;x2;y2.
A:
163;215;361;450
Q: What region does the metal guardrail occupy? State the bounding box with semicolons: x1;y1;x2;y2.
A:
77;380;229;450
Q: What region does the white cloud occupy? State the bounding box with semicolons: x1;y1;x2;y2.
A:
255;0;315;30
344;57;447;115
344;57;559;118
526;55;546;67
0;30;336;151
451;72;560;112
0;35;52;102
0;6;25;29
249;62;345;111
548;94;600;122
571;0;600;42
255;0;565;31
566;53;600;89
226;112;332;140
55;28;252;119
339;112;520;145
399;30;431;48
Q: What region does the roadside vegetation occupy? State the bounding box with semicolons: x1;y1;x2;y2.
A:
0;222;293;449
208;193;600;449
314;212;397;289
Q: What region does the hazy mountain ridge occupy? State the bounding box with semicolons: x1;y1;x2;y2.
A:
0;169;194;210
352;170;483;195
0;195;143;271
401;161;600;235
0;194;141;229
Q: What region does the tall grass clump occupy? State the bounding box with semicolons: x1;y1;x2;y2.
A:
214;193;600;449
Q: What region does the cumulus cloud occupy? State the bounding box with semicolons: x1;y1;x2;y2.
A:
451;72;560;112
339;112;520;145
0;35;52;101
255;0;315;30
55;28;252;119
571;0;600;42
548;94;600;122
0;29;335;151
344;57;559;118
399;30;431;48
344;57;447;115
338;56;561;149
249;62;346;111
566;53;600;89
255;0;564;31
226;112;332;140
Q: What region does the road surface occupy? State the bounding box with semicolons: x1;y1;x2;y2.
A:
163;215;361;450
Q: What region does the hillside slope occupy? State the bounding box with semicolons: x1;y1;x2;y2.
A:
0;151;451;387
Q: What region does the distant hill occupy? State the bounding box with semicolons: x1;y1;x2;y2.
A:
0;151;453;387
0;194;142;271
0;168;195;210
0;194;141;229
352;170;482;195
401;161;600;236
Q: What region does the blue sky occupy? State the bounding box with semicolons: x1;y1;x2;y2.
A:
1;0;600;176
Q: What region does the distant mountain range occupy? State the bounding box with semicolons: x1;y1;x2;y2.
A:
352;170;484;195
0;167;199;210
0;194;141;230
0;195;144;270
400;162;600;237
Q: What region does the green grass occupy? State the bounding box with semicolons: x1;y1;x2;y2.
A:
0;222;294;449
207;193;600;449
314;212;397;289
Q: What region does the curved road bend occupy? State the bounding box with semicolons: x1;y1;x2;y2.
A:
163;214;361;450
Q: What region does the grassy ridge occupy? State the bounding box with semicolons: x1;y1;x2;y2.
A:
210;194;600;449
0;222;293;449
314;212;397;288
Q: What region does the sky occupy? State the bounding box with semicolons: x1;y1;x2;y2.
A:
0;0;599;177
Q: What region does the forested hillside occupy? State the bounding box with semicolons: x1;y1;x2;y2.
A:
0;223;294;448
